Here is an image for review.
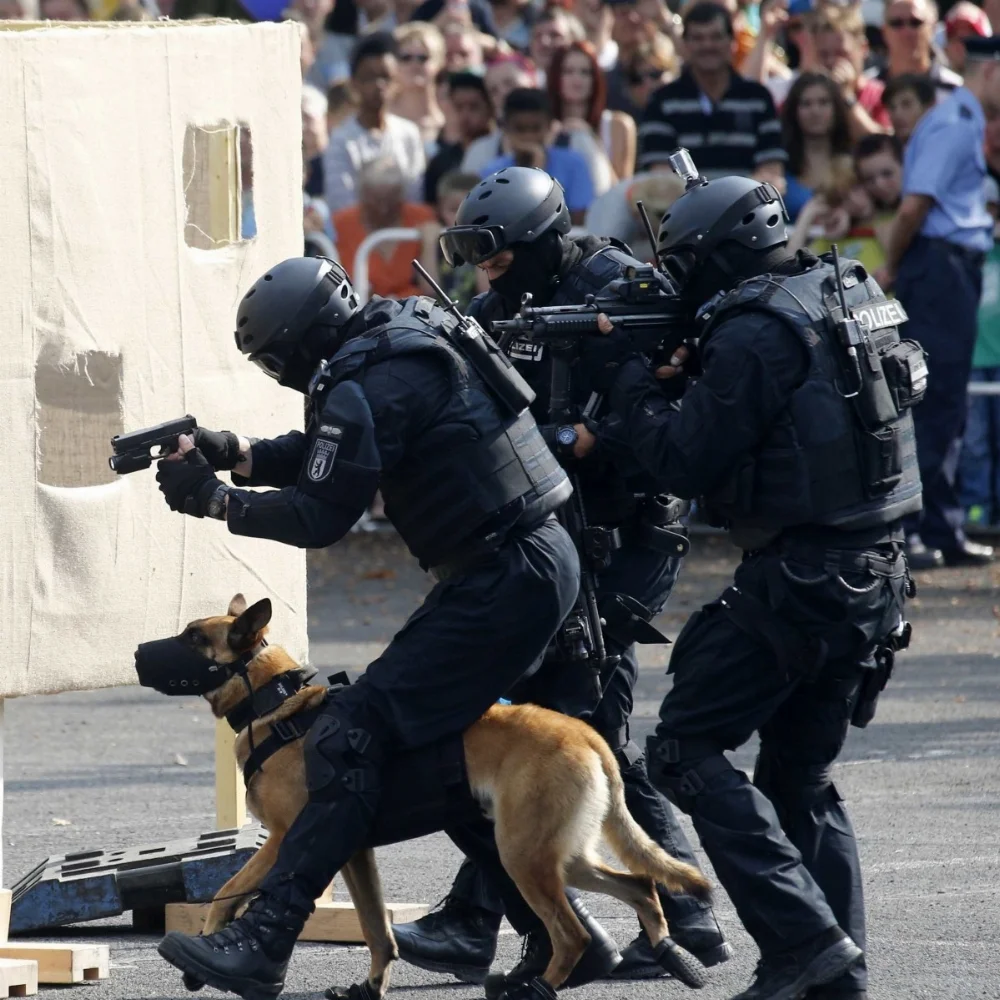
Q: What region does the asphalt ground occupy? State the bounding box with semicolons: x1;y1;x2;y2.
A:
5;532;1000;1000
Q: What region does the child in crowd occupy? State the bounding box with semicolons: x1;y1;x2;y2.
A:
959;178;1000;530
419;171;487;308
789;134;903;279
883;73;935;146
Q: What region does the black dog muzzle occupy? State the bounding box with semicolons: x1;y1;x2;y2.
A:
134;636;258;696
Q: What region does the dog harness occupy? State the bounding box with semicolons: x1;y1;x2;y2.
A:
233;670;350;785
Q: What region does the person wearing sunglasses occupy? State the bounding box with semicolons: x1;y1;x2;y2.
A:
622;36;678;121
391;21;448;149
391;164;729;990
866;0;963;104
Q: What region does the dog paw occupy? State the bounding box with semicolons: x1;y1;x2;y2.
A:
182;972;206;992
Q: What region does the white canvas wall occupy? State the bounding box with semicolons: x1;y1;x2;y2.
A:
0;20;309;698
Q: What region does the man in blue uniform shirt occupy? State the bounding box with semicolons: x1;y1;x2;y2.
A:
880;35;1000;568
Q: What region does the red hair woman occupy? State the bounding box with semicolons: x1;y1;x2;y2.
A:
547;40;636;192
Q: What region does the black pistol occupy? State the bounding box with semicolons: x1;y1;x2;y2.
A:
109;415;198;475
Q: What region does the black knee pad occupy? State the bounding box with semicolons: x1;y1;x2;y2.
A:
304;699;384;804
754;749;838;811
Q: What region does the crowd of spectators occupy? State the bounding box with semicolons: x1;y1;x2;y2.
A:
4;0;1000;533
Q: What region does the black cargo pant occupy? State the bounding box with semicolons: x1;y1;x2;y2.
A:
645;539;910;994
443;535;720;937
254;517;580;919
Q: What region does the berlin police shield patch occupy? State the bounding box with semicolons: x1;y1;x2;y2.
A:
308;437;338;482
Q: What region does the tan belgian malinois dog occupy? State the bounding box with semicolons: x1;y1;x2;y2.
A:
163;594;711;998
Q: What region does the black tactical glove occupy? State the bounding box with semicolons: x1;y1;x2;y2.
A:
578;323;639;393
190;427;242;470
156;450;223;518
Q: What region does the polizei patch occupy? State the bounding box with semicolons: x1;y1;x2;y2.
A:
509;339;545;362
307;437;338;482
855;300;908;331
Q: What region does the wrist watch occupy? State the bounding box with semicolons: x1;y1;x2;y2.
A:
555;425;579;458
206;483;231;520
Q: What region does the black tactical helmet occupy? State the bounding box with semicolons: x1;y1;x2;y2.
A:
439;166;572;267
234;257;359;392
656;149;789;290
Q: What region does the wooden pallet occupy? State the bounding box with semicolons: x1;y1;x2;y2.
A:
0;958;37;998
165;900;429;944
0;945;107;985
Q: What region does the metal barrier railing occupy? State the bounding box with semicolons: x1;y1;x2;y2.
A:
349;226;996;397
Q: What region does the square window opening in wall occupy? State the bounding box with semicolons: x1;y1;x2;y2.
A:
35;351;124;488
182;123;255;250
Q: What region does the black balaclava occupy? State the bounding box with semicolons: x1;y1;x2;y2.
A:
282;304;370;395
489;230;567;309
687;241;806;309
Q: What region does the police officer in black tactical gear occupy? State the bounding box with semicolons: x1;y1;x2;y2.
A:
151;256;584;1000
578;149;922;1000
389;165;731;992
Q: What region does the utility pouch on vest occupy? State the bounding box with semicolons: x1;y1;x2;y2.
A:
851;331;900;431
858;424;904;497
880;339;928;412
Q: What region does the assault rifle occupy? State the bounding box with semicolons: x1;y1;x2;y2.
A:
491;264;695;365
109;415;197;475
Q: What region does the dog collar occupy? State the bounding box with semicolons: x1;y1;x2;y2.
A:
225;662;318;733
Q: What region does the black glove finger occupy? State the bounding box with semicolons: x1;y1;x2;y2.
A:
184;447;212;469
192;428;241;470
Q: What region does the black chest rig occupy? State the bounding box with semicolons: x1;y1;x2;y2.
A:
316;297;569;568
698;256;925;548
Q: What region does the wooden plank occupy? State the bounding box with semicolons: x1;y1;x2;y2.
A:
165;901;429;944
0;945;108;985
214;719;246;831
0;957;37;998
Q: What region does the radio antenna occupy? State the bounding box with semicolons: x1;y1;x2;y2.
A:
635;201;664;272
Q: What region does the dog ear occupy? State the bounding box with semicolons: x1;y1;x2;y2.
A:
228;593;248;618
228;598;272;652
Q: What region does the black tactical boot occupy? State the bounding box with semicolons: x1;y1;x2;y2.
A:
613;912;732;980
391;896;502;984
484;896;621;999
158;895;305;1000
803;991;867;999
729;929;863;1000
498;975;557;1000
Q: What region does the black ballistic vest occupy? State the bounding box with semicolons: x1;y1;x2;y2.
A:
699;257;923;546
473;239;657;524
320;297;571;566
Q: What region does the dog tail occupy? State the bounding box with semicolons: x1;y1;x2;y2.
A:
597;741;712;901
